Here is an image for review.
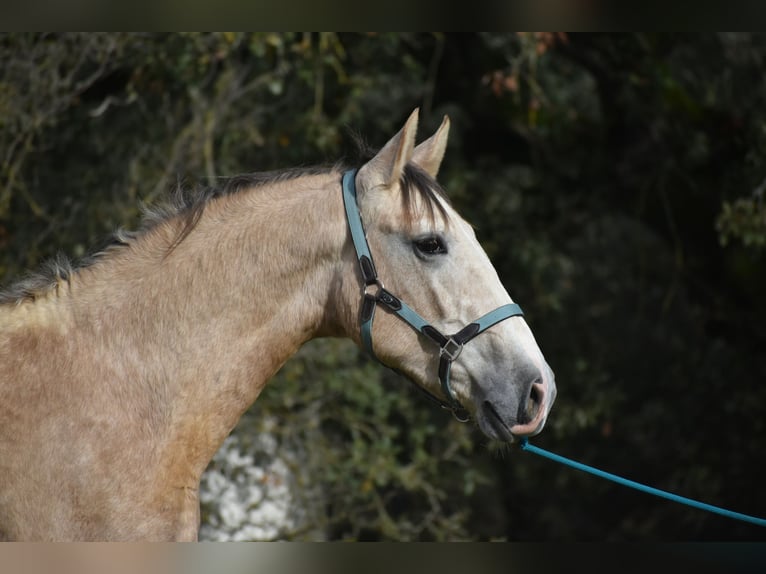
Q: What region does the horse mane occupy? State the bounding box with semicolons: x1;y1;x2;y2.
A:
0;158;449;306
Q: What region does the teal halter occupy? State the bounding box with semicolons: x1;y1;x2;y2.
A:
341;169;524;421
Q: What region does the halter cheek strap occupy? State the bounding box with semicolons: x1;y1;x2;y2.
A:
342;169;524;421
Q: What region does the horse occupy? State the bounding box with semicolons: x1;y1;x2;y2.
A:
0;109;556;541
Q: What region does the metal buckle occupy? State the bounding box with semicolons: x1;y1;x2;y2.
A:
439;337;463;362
363;279;384;299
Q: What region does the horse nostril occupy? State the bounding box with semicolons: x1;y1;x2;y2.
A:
520;379;544;425
510;379;549;438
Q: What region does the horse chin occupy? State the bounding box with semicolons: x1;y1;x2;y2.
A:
475;399;548;443
476;401;517;443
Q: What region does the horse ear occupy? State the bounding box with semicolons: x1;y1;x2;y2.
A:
411;115;450;178
359;108;419;190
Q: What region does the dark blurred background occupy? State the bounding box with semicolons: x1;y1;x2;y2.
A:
1;33;764;541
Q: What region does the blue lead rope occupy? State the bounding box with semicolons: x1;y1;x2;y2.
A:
519;438;766;528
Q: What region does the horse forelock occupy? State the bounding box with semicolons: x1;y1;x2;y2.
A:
351;130;451;229
398;163;451;229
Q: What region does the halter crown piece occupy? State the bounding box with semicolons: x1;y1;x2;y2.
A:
341;169;524;422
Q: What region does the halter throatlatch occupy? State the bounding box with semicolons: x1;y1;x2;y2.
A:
341;169;524;422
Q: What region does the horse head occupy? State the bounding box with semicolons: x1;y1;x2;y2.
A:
344;109;557;441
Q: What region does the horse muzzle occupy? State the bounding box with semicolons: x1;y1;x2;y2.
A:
476;365;556;442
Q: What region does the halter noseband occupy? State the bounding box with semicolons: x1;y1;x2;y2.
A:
341;169;524;422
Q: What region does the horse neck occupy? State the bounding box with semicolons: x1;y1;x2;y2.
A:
61;170;350;477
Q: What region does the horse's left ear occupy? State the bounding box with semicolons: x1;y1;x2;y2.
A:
358;109;419;190
411;115;450;178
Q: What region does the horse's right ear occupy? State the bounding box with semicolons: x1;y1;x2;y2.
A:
358;109;419;192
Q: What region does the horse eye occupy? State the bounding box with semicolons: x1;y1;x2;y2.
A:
413;236;447;256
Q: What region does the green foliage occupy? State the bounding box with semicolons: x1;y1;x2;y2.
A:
222;339;482;540
2;33;765;540
718;193;766;248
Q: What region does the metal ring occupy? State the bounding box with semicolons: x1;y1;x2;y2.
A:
363;279;385;299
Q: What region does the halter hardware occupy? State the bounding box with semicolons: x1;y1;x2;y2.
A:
439;338;463;362
341;169;524;421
